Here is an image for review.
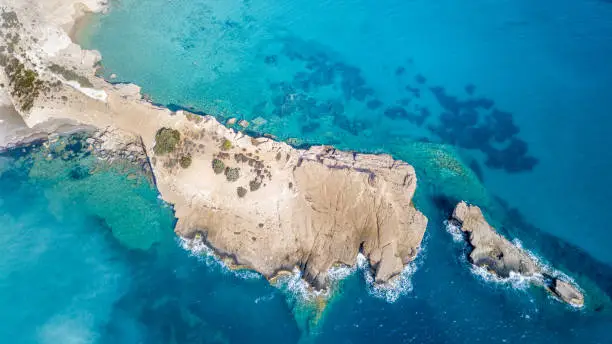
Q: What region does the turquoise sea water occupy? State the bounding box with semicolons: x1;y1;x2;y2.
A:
3;0;612;342
2;138;611;343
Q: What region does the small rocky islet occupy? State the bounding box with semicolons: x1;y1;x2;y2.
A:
451;201;584;307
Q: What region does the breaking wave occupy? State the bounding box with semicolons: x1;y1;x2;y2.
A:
272;267;330;302
444;220;465;243
177;236;262;280
356;253;420;303
444;222;580;300
180;235;425;304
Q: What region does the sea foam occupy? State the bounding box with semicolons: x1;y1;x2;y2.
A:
356;252;421;303
179;234;424;304
444;219;465;243
177;236;262;280
445;221;580;300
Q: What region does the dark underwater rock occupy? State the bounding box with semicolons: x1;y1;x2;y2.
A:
366;99;383;110
415;74;426;84
264;55;277;65
405;85;421;98
465;83;476;95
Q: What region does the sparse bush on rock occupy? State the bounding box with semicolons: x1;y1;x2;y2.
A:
237;186;247;198
225;167;240;182
212;159;225;174
249;179;261;191
48;63;93;88
154;128;180;155
179;155;192;168
2;56;45;111
221;139;232;151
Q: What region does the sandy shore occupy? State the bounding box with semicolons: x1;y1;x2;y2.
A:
67;6;96;44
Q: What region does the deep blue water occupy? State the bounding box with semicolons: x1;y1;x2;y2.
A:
3;0;612;342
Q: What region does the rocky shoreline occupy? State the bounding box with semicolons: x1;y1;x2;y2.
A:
0;0;586;306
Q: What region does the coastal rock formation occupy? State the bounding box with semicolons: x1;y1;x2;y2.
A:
0;1;427;290
155;120;428;289
452;201;538;277
451;202;584;307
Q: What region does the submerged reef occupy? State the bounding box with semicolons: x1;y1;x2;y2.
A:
254;37;539;173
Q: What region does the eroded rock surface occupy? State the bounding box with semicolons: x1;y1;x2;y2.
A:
451;201;584;307
452;201;538;277
164;127;428;289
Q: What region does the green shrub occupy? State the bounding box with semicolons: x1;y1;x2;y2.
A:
48;64;93;88
212;159;225;174
185;113;203;123
153;128;181;155
221;139;232;151
236;186;247;198
249;179;261;192
179;155;192;168
3;57;45;111
225;167;240;182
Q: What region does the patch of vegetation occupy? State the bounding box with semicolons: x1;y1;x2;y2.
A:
1;10;19;29
49;63;93;88
275;152;282;160
153;128;181;155
249;179;261;192
185;112;203;123
224;167;240;182
4;32;20;53
2;56;44;111
236;186;247;198
221;139;232;151
212;158;225;174
179;155;192;168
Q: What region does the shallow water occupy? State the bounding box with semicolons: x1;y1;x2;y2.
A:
4;0;612;342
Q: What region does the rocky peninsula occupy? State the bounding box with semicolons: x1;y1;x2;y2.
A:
0;0;586;306
0;0;427;289
451;202;584;307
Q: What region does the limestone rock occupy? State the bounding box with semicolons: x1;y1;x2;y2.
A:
452;202;585;307
169;138;429;290
452;201;538;277
550;278;584;307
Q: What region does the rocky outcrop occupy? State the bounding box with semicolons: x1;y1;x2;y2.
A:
550;278;584;307
162;123;428;289
451;202;584;307
452;201;538;277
